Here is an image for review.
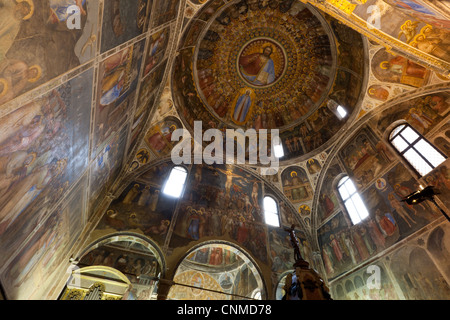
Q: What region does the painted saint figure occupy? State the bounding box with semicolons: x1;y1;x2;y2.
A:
239;44;276;86
0;0;34;60
233;90;252;123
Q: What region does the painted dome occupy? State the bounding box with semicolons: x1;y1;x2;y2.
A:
172;0;367;163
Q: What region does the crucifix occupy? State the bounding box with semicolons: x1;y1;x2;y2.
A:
284;224;309;269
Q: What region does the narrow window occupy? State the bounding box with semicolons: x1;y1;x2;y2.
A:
273;141;284;158
162;166;188;198
338;176;369;225
389;124;446;176
263;196;280;227
336;105;347;119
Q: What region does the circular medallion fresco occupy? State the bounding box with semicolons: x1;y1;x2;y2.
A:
238;38;286;88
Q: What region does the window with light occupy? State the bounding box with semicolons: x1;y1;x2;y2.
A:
162;166;188;198
263;196;280;227
389;124;446;176
337;176;369;225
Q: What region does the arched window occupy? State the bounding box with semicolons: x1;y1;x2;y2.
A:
389;123;446;176
162;166;188;198
338;176;369;225
263;196;280;227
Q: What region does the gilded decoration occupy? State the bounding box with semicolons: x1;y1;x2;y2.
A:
173;0;367;163
194;2;337;130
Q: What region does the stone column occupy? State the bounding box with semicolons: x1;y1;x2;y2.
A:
156;278;175;300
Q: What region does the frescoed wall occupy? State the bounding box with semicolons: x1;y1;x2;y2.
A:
371;47;431;88
1;174;88;300
144;116;183;156
330;222;450;300
90;161;313;298
0;0;100;105
382;0;450;29
0;68;93;265
315;90;450;296
168;243;266;300
100;0;151;53
0;0;172;300
301;0;450;75
89;123;130;214
281;166;313;204
317;160;343;223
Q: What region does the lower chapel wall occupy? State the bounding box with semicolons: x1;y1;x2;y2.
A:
315;91;450;299
329;221;450;300
88;163;311;299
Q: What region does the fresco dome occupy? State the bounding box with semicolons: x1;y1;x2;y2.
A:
172;0;367;163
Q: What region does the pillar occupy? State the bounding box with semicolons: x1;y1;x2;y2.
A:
156;278;175;300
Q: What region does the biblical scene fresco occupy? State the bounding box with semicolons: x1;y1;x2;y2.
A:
94;180;176;248
317;160;342;223
381;0;450;29
0;0;177;301
268;227;312;275
144;116;183;156
0;0;99;105
80;241;161;285
93;39;146;156
353;0;450;62
168;243;265;300
143;26;171;77
152;0;180;28
338;126;394;190
331;223;450;300
315;89;450;288
171;164;269;264
431;122;450;157
179;19;207;49
1;175;88;300
89;123;130;214
129;92;157;155
136;161;172;187
100;0;151;53
422;160;450;209
129;59;167;156
141;60;168;97
389;243;450;299
0;68;93;263
263;183;305;232
172;0;366;163
318;161;441;280
370;91;450;136
331;262;400;300
371;48;431;87
281;166;313;204
95;160;310;272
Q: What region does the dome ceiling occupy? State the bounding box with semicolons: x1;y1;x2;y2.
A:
172;0;367;163
195;3;336;130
